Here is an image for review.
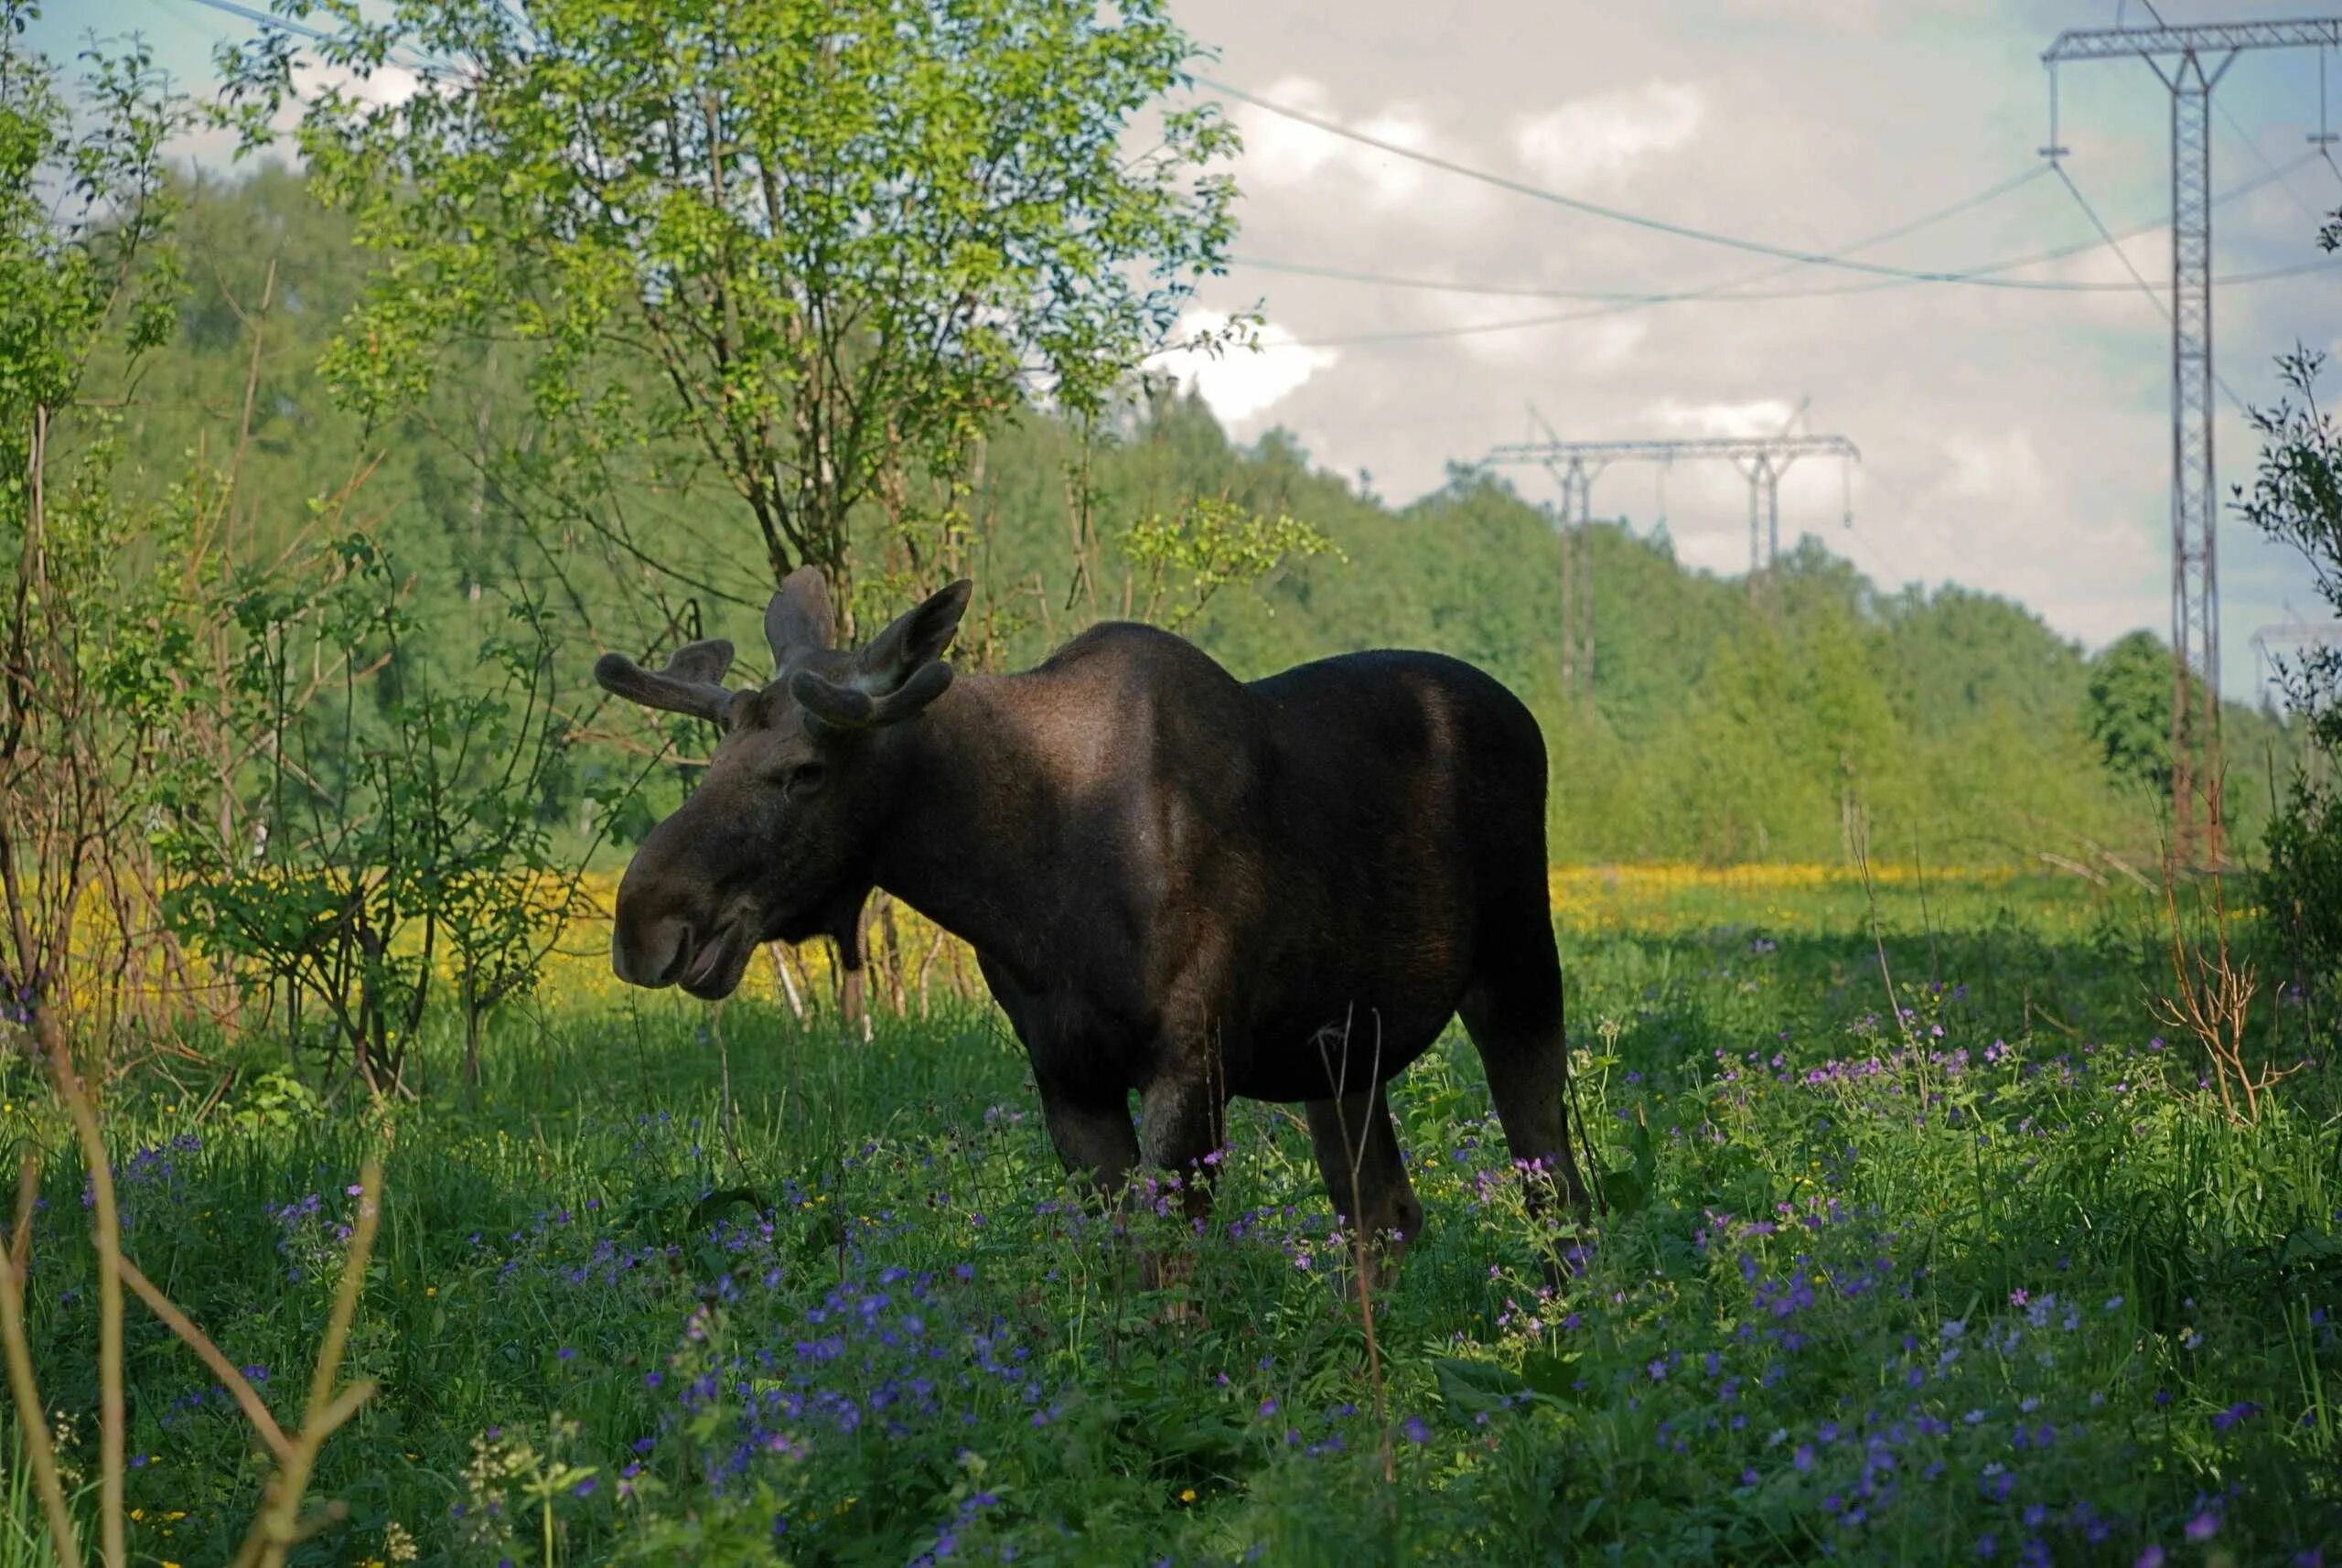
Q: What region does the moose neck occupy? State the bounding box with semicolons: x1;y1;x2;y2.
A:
865;676;1061;974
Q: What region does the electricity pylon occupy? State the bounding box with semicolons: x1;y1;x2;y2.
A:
2041;16;2342;867
1487;431;1861;585
2252;621;2342;696
1520;403;1596;705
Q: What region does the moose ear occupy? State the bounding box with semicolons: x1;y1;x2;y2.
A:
595;638;738;724
766;566;833;673
852;579;972;692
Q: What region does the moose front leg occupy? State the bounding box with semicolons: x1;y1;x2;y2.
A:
1124;1069;1225;1307
1034;1084;1140;1204
1137;1072;1227;1229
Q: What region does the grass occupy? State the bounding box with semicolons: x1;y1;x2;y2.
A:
0;869;2336;1565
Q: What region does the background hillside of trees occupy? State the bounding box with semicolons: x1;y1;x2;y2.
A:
121;166;2304;869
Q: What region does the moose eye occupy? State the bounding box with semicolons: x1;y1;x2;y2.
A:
782;761;826;797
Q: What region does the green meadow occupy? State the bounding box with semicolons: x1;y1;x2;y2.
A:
5;871;2334;1565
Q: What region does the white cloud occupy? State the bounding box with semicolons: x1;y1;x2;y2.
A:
1454;310;1648;370
1155;310;1339;425
1646;397;1802;437
1237;74;1348;186
1230;76;1472;211
1513;81;1705;189
1345;105;1439;204
1937;430;2048;506
291;59;423;112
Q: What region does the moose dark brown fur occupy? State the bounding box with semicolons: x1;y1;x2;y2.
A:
595;569;1591;1264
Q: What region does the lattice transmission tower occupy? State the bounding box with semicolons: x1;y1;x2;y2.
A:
1486;428;1862;690
2041;16;2342;867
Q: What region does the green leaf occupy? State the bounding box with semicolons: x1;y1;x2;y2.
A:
1431;1357;1531;1423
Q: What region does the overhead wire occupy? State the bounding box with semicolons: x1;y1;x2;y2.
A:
1225;151;2320;304
1231;164;2053;304
162;0;2336;370
167;0;463;81
1255;252;2334;351
2215;98;2331;229
1193;71;2333;292
2047;157;2256;417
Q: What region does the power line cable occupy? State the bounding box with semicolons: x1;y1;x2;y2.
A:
2216;98;2331;227
1251;255;2332;349
2048;158;2256;417
1193;71;2298;290
1233;163;2051;303
1252;253;2333;350
168;10;2335;358
1227;151;2318;303
167;0;461;80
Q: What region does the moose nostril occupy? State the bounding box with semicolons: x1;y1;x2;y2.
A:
612;916;692;988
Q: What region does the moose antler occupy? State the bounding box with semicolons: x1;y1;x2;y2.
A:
785;578;971;732
790;660;956;731
593;638;739;724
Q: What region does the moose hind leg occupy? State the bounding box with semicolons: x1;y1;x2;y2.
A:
1459;915;1594;1236
1305;1081;1425;1283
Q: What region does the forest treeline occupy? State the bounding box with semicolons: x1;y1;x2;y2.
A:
119;166;2298;869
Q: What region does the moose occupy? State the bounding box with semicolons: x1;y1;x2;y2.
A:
595;569;1591;1272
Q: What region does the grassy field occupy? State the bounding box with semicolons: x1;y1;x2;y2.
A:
2;869;2337;1566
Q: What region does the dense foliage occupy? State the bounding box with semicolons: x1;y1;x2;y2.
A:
2238;315;2342;1000
221;0;1243;634
104;166;2306;874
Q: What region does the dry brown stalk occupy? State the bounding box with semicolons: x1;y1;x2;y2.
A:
2153;869;2288;1124
0;1150;79;1566
116;1257;294;1464
43;1017;127;1568
231;1158;384;1568
10;1149;33;1286
1313;1011;1397;1487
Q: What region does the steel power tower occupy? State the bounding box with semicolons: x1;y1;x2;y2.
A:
1487;431;1861;579
2042;16;2342;867
1520;403;1597;704
2252;621;2342;787
2252;621;2342;693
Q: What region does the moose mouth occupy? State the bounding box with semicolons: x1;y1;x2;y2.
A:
675;920;752;1001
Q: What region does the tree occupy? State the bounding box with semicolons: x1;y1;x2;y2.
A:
2086;630;2175;796
0;2;209;1050
2236;203;2342;992
224;0;1242;637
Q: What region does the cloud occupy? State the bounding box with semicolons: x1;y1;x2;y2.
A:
1236;74;1348;186
1937;429;2048;506
154;54;427;174
1155;310;1340;425
1646;397;1803;436
1513;81;1706;189
291;59;423;112
1230;75;1475;212
1454;310;1648;371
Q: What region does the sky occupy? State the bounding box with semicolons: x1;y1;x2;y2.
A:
32;0;2342;701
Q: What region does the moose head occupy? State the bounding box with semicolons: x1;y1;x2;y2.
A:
594;567;972;999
